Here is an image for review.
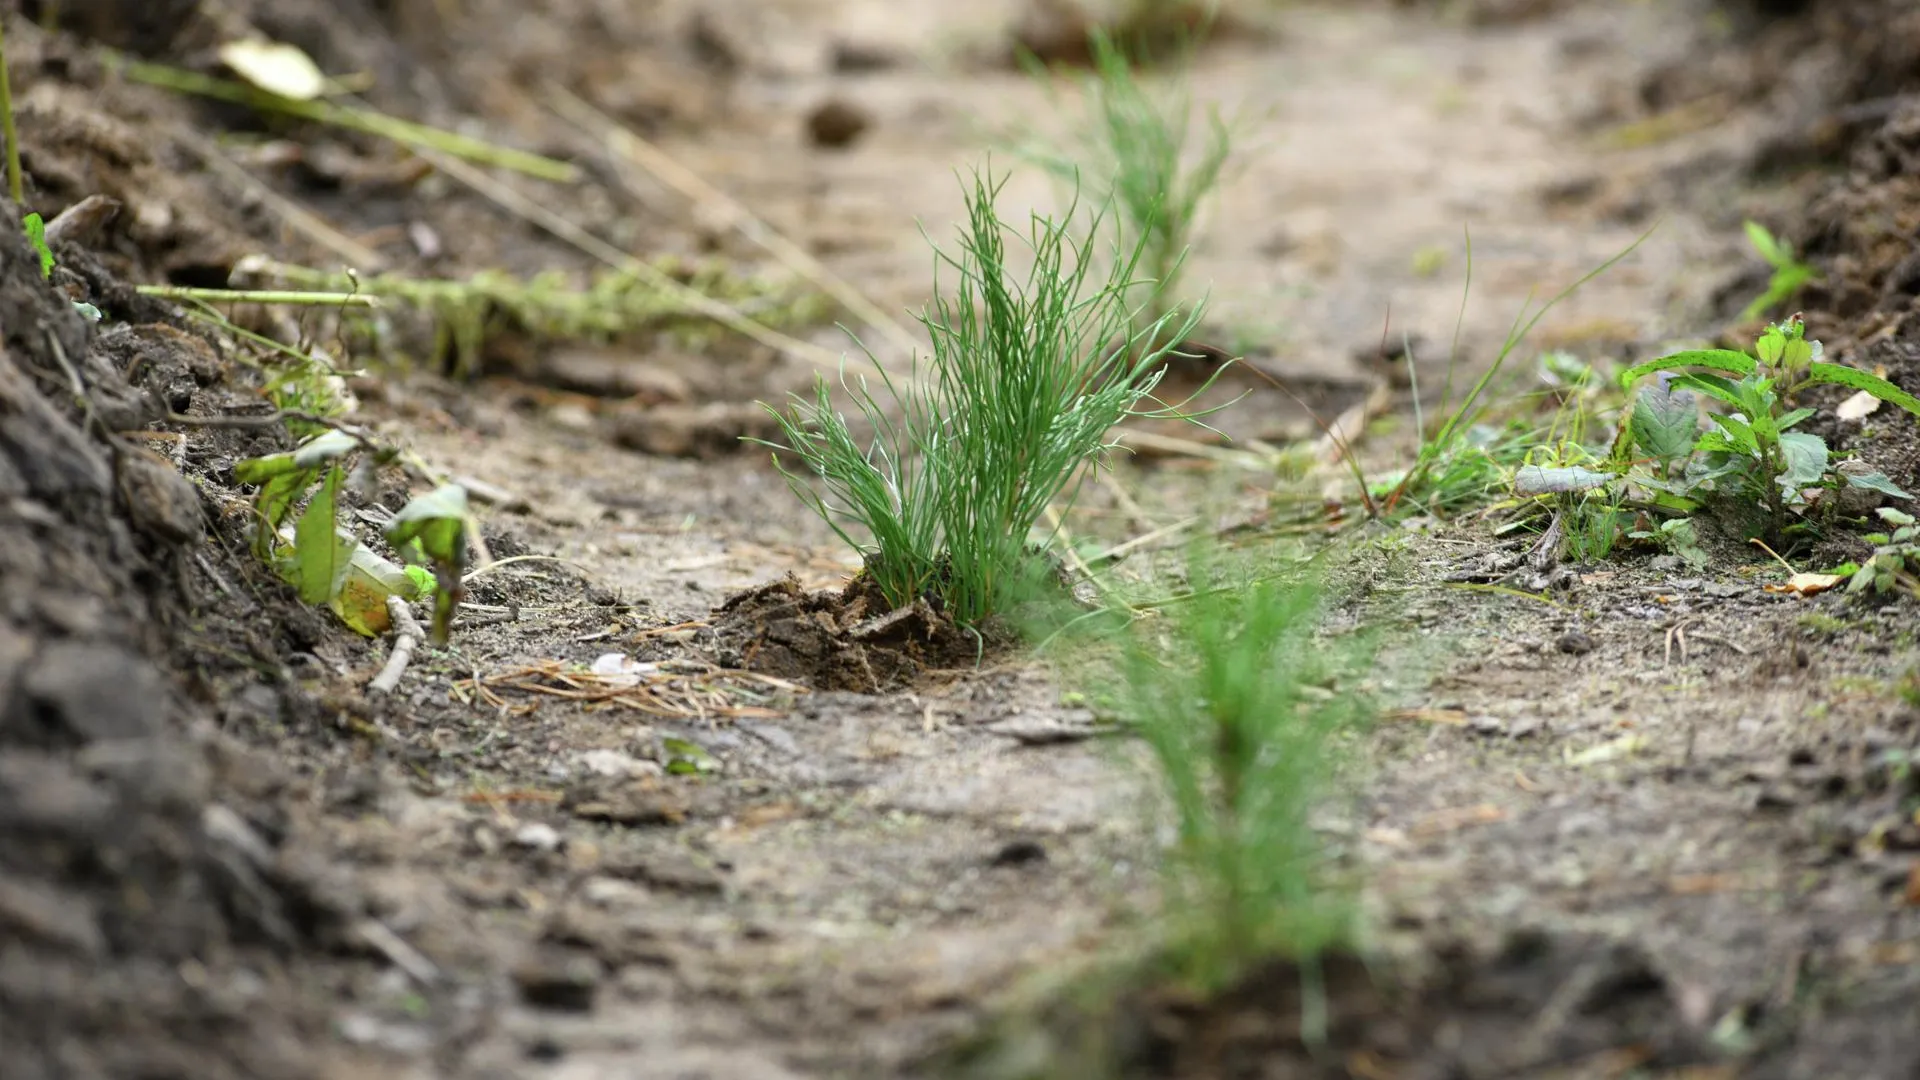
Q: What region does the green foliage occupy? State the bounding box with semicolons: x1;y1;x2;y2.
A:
758;170;1207;626
1385;232;1650;517
1020;29;1232;333
234;430;470;641
23;211;50;278
1119;547;1368;986
1739;220;1818;324
1618;318;1917;537
1848;508;1920;598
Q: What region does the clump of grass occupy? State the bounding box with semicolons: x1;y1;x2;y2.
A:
758;169;1207;627
1119;546;1369;989
1020;28;1233;337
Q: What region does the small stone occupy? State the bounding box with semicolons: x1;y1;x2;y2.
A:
118;450;204;545
805;97;871;150
989;839;1048;867
1470;715;1508;735
576;749;661;780
513;823;563;852
580;876;648;908
1556;631;1596;655
512;952;601;1012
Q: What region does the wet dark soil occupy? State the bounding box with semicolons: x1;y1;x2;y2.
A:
3;0;1919;1078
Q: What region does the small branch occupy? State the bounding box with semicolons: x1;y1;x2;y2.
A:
370;595;424;695
162;407;373;443
136;285;379;308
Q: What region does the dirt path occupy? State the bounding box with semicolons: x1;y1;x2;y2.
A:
355;3;1884;1076
4;1;1918;1078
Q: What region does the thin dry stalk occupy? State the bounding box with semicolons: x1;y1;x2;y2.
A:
545;83;922;362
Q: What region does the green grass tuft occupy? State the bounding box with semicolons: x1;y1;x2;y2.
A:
758;169;1207;627
1119;546;1370;988
1020;29;1233;337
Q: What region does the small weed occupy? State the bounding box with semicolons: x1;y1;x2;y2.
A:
1383;230;1650;517
757;169;1210;626
1019;29;1233;336
1847;507;1920;599
1616;317;1919;539
1119;546;1368;989
1740;220;1818;324
234;430;468;642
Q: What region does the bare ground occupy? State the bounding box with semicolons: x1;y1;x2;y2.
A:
2;1;1918;1078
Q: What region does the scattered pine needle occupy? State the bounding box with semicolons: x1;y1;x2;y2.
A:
455;658;806;721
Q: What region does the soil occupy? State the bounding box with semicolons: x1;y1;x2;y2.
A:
2;1;1918;1079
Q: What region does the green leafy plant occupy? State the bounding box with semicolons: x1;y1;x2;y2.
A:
1617;317;1918;535
757;170;1210;627
1118;547;1368;990
1847;507;1919;598
1739;220;1818;324
1019;28;1233;336
1381;232;1650;517
234;431;465;641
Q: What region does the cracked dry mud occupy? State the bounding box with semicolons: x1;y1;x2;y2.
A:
2;1;1918;1078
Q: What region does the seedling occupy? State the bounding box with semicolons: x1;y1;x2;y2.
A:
758;169;1212;627
1739;220;1818;324
1118;546;1367;990
1848;508;1920;598
234;431;468;642
1019;29;1233;336
1616;317;1919;537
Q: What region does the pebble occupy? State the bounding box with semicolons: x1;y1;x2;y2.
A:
513;822;563;852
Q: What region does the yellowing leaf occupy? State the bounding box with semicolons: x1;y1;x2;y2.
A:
218;39;328;101
1766;572;1844;596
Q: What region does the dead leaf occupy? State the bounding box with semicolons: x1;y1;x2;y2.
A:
1836;389;1882;422
218;39;328;100
1383;707;1469;726
1565;734;1646;767
1906;863;1920;908
1766;572;1845;596
1412;803;1506;837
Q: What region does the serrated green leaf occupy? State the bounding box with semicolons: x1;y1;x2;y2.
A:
1629;380;1699;461
1618;349;1757;389
1777;431;1828;492
1776;407;1816;431
1512;464;1613;495
1848;473;1915;500
1707;412;1760;456
291;467;352;605
1801;363;1920;421
1669;372;1749;413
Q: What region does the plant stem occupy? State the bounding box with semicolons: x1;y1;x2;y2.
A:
136;284;380;307
0;14;24;206
113;57;579;184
